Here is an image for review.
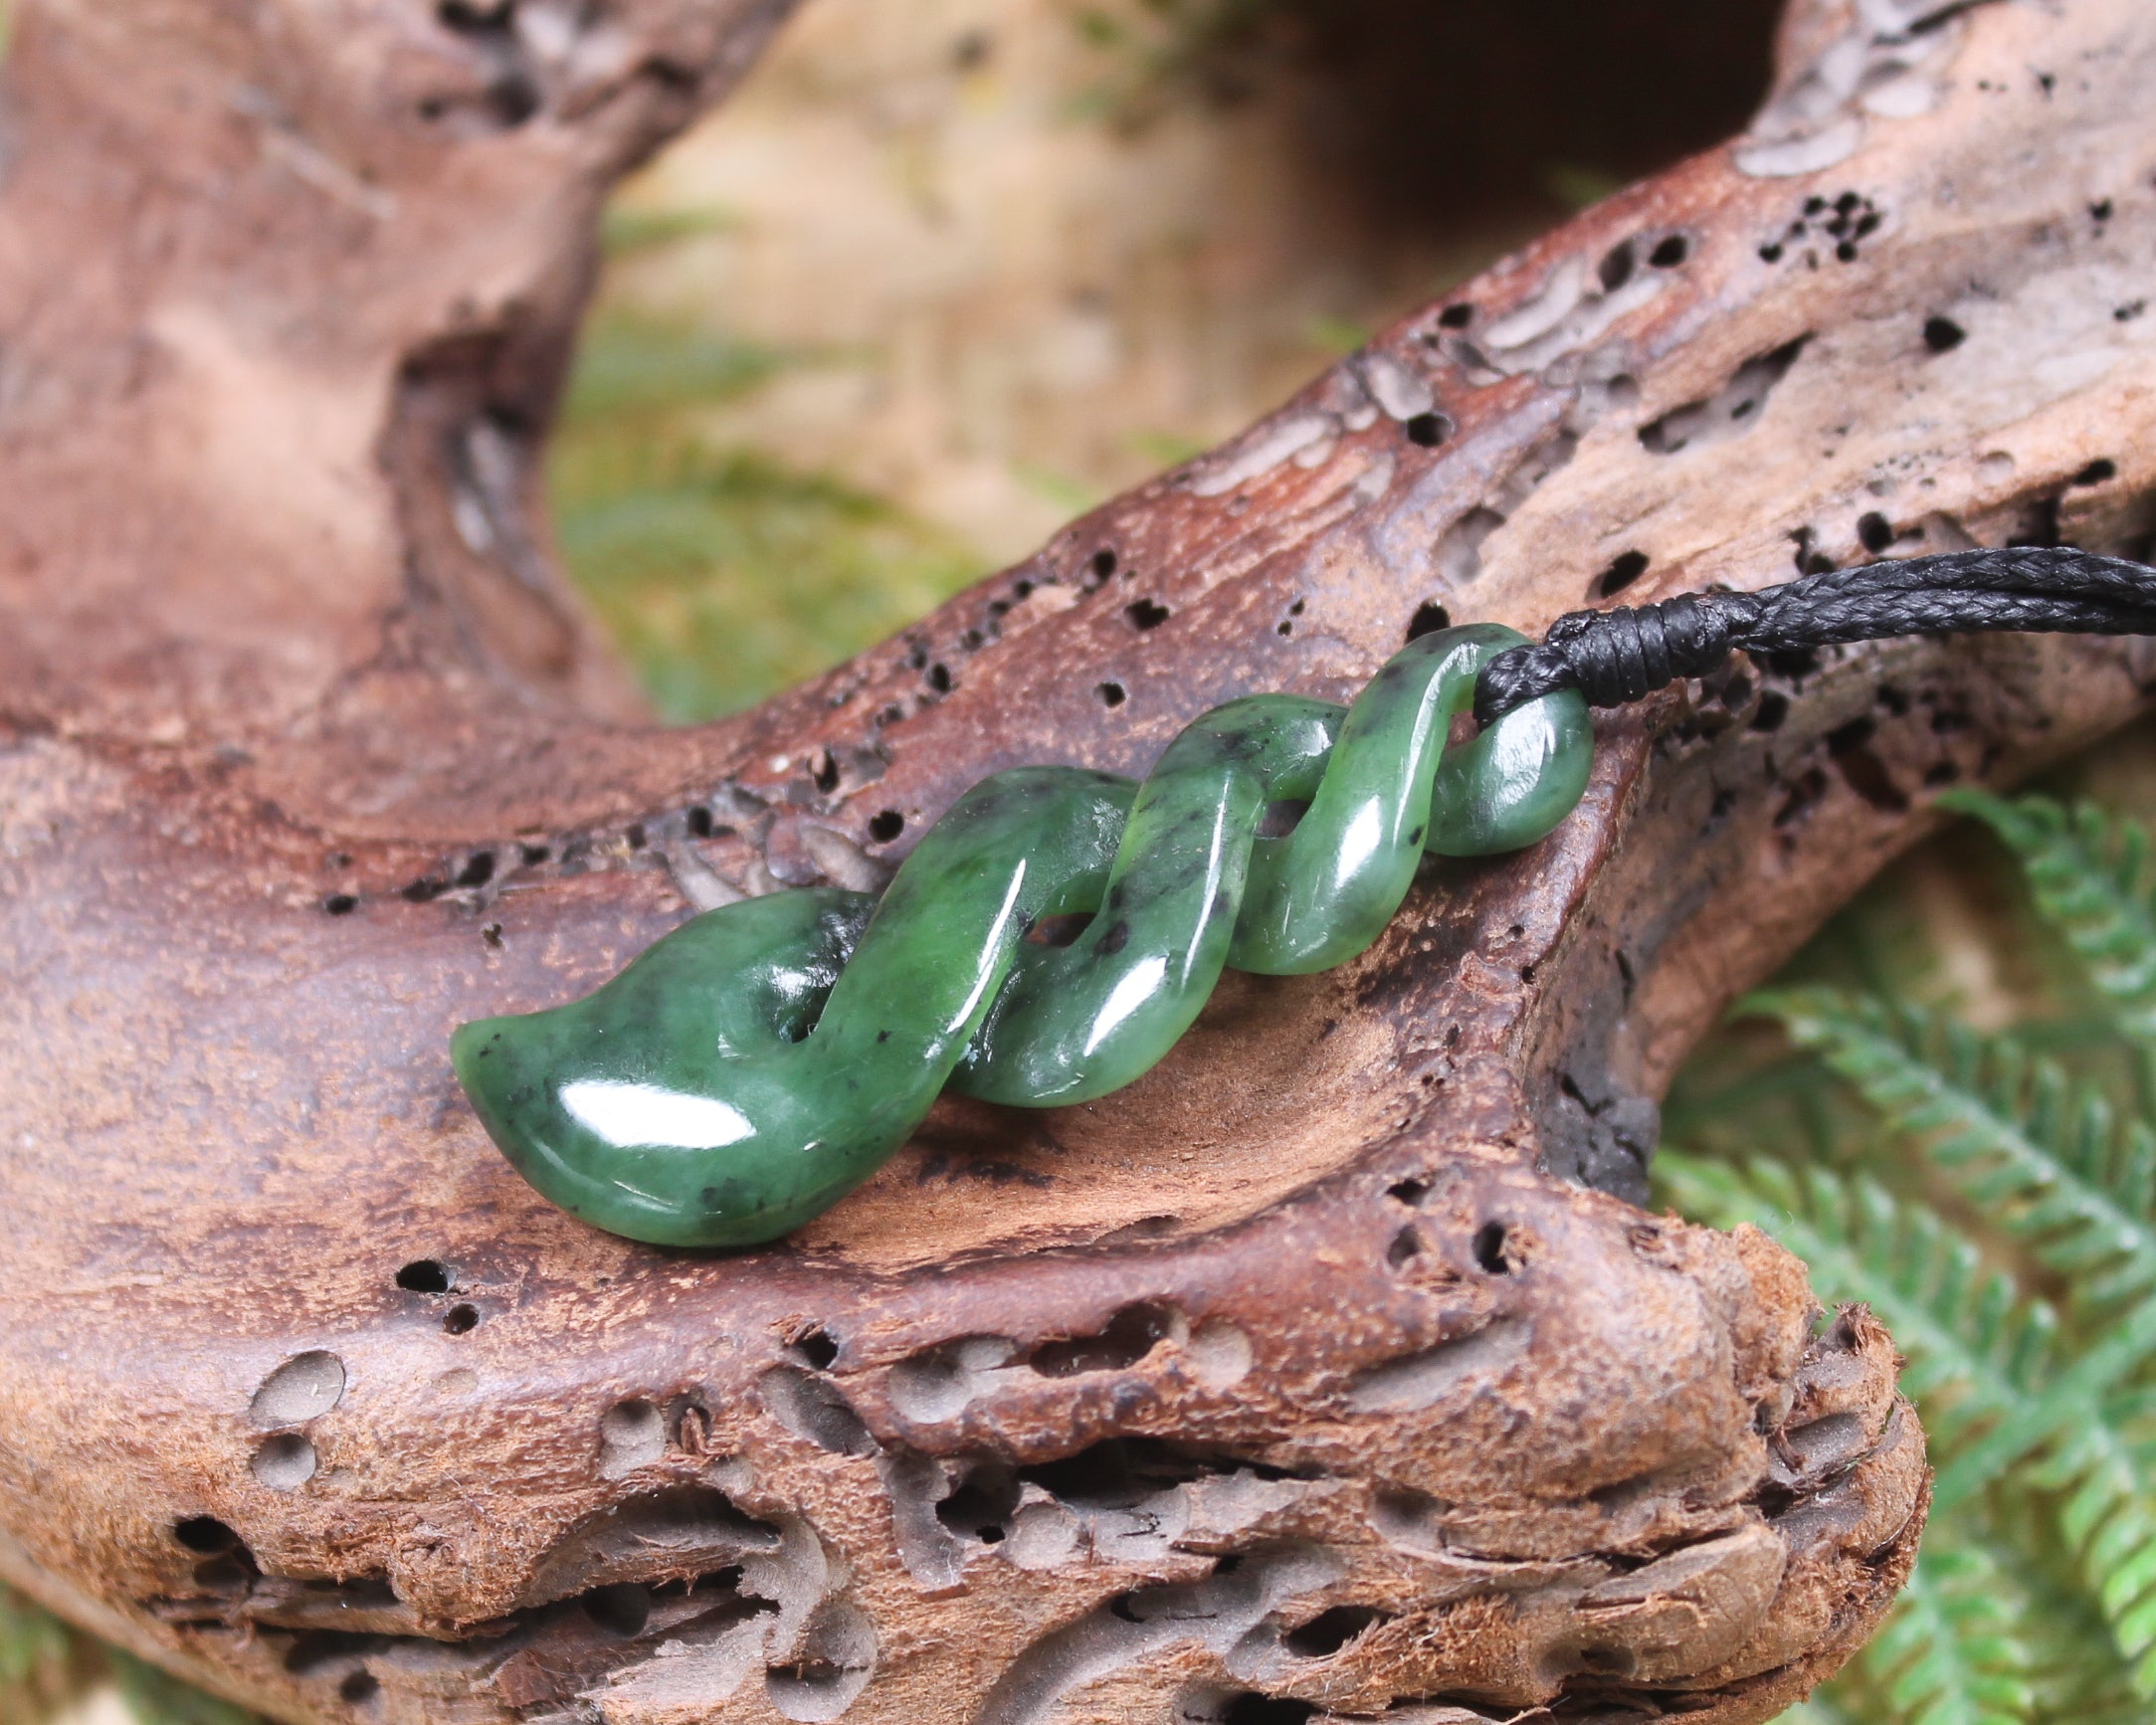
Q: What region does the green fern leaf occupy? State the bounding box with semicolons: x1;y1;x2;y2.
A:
1777;1696;1865;1725
1750;988;2156;1329
1861;1544;2036;1725
550;438;982;722
1747;987;2156;1526
1994;1485;2156;1724
1656;1153;2050;1454
1664;1150;2156;1695
1940;789;2156;1045
2027;1416;2156;1677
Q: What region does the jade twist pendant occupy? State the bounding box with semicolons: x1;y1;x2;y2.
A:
453;625;1592;1246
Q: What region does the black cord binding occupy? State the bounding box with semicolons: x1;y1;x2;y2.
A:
1472;547;2156;728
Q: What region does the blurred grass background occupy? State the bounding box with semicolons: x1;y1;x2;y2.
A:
22;1;2156;1721
546;0;1782;719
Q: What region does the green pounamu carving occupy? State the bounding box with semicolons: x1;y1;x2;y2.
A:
453;625;1592;1247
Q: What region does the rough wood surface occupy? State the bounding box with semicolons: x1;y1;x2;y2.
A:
7;0;2156;1719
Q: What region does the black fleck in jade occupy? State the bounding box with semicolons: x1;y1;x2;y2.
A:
453;625;1592;1247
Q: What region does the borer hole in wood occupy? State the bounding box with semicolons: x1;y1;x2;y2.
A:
1405;601;1451;641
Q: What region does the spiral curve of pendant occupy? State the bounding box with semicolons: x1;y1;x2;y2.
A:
452;624;1593;1247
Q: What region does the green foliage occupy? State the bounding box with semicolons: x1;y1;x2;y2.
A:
549;219;983;723
0;1582;261;1724
559;315;789;426
1758;989;2156;1347
554;430;981;722
1941;789;2156;1047
1779;1701;1862;1725
1663;792;2156;1721
597;203;740;259
1541;161;1629;211
1868;1545;2037;1725
108;1652;260;1725
0;1584;74;1698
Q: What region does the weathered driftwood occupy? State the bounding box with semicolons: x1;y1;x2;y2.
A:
6;0;2156;1719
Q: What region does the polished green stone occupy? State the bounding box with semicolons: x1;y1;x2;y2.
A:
1231;623;1590;974
953;694;1340;1106
454;626;1593;1246
454;768;1132;1246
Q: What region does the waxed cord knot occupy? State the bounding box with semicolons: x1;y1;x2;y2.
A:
1472;546;2156;728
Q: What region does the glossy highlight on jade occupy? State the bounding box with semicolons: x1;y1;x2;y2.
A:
452;625;1593;1246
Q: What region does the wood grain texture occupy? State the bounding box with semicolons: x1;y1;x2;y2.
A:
6;0;2155;1718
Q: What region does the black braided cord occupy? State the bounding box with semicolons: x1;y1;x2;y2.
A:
1472;547;2156;728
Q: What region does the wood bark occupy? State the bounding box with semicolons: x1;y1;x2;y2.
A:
5;0;2155;1719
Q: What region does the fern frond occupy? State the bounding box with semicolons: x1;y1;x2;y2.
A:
1860;1544;2035;1725
1940;789;2156;1045
1750;988;2156;1325
1656;1153;2051;1454
1665;1151;2156;1696
1777;1696;1864;1725
1932;1297;2156;1514
2019;1413;2156;1692
1990;1487;2154;1724
1750;985;2156;1524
